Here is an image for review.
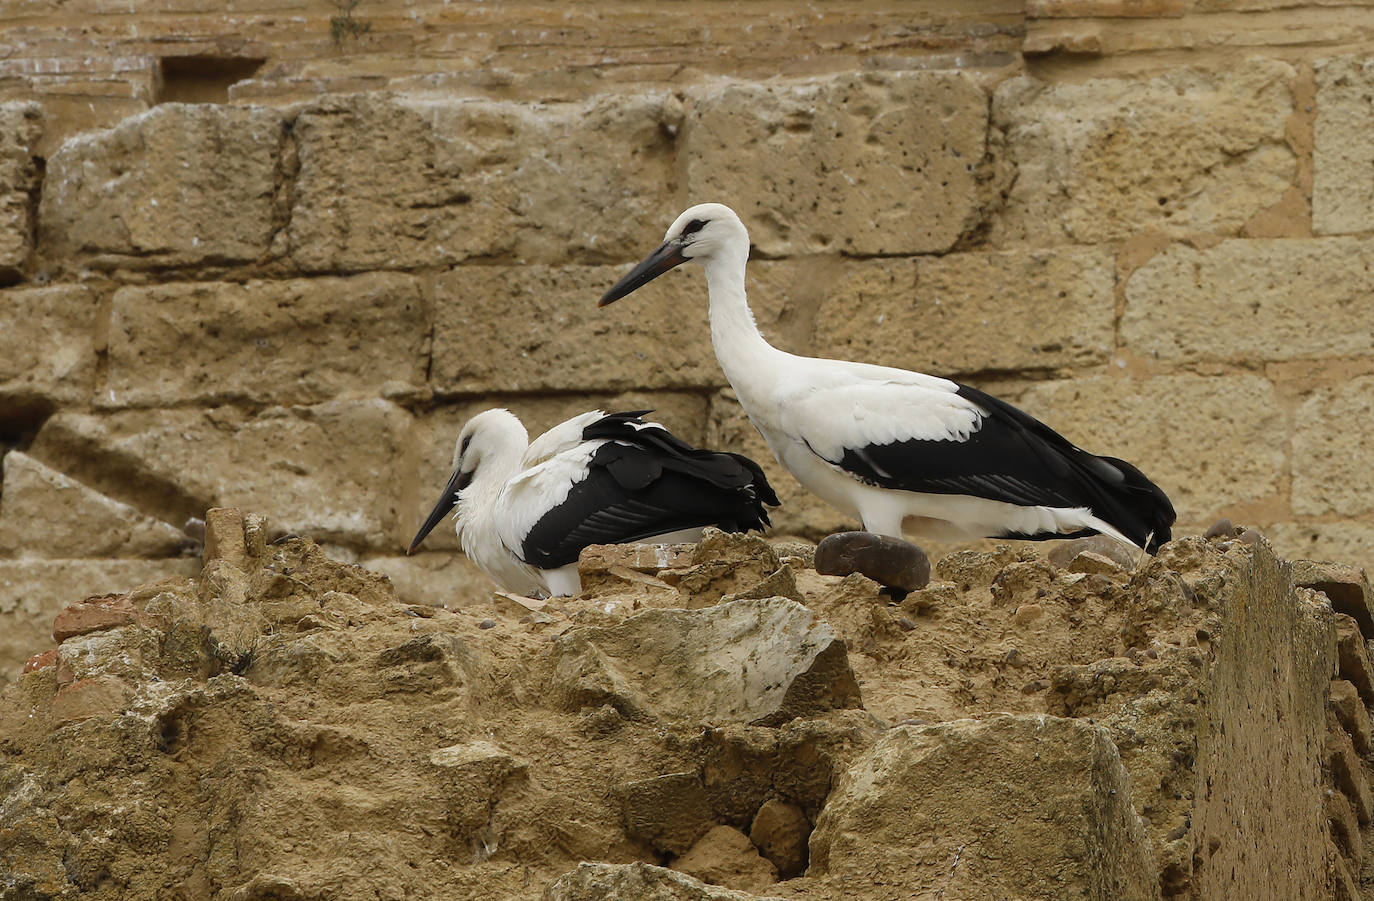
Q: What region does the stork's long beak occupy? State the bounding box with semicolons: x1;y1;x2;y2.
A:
406;468;473;555
598;239;688;307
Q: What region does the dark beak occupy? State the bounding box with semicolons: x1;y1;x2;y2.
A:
598;239;688;307
406;468;473;555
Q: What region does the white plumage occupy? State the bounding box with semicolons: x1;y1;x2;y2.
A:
600;203;1175;553
407;407;778;596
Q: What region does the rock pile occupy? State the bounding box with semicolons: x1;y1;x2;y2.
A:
0;510;1369;900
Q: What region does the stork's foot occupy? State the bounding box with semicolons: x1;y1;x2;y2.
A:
815;531;931;598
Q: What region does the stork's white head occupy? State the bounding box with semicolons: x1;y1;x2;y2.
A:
407;408;529;555
599;203;749;307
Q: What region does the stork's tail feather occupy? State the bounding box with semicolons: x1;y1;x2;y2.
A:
1088;454;1176;554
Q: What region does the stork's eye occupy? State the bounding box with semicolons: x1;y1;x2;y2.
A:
460;434;473;456
681;219;707;237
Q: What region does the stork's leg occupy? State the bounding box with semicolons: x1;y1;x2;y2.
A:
856;505;905;541
542;563;582;597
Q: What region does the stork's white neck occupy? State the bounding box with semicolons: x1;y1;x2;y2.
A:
702;243;783;398
456;430;527;541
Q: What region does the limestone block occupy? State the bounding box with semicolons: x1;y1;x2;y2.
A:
809;714;1158;899
683;71;988;257
544;863;783;901
39;104;284;269
434;264;727;395
992;60;1296;243
289;91;677;272
1270;522;1374;577
545;597;862;725
812;247;1114;375
0;285;96;409
29;400;412;547
1123;238;1374;364
1329;679;1373;756
1293;376;1374;517
1291;559;1374;640
0;451;188;558
1016;374;1286;525
399;393;710;553
1315;55;1374;235
1335;615;1374;705
0;102;41;280
106;274;428;405
0;558;198;689
621;772;717;856
1029;0;1188;14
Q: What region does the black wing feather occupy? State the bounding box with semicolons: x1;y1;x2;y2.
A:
520;412;779;569
833;384;1176;553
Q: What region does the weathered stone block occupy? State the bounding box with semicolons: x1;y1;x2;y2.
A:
39;103;284;269
0;559;197;689
1335;615;1374;704
992;60;1296;243
0;285;96;408
811;246;1115;375
809;714;1159;899
1293;376;1374;517
0;451;187;559
106;274;429;405
1270;522;1374;577
545;597;862;725
435;265;722;395
1016;374;1286;526
1329;679;1372;756
399;393;710;553
0;102;41;280
1291;559;1374;639
621;772;717;856
1315;55;1374;235
290;91;677;272
29;401;412;548
684;71;988;256
1028;0;1187;14
1123;238;1374;364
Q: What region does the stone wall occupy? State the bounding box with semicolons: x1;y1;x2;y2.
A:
3;2;1374;675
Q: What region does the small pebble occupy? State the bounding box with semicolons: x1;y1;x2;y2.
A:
478;619;497;630
1203;518;1237;540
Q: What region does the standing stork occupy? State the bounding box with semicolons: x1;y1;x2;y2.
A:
407;408;779;597
599;203;1175;553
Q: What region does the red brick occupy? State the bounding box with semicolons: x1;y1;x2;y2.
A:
51;594;149;643
22;649;57;673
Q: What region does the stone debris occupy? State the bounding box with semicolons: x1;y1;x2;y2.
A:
544;862;784;901
1046;533;1138;570
814;531;932;594
1292;558;1374;639
0;516;1363;900
747;798;810;879
671;825;778;894
545;597;862;726
810;714;1160;900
